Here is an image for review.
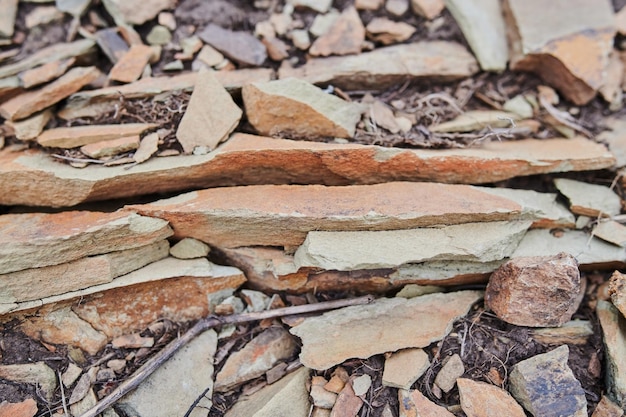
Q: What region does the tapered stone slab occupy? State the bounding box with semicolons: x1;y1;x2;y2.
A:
291;291;482;370
128;183;523;248
458;378;526;417
554;178;622;218
0;133;615;207
0;211;172;274
108;44;153;83
279;41;479;89
597;300;626;409
37;123;157;149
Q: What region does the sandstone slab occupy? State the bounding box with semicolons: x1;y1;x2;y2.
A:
279;41;479;89
0;362;56;401
599;117;626;167
554;178;622;218
294;221;531;271
434;354;464;393
365;17;415;45
531;320;594;345
382;348;430;389
18;57;75;89
198;23;267;67
509;345;587;417
503;0;615;105
0;0;17;38
485;253;582;327
331;381;363;417
176;70;242;153
6;109;52;141
595;221;626;247
0;211;171;274
170;237;210;259
309;6;364;56
399;388;454;417
430;110;521;133
80;135;141;159
102;0;176;25
0;399;37;417
108;44;153;83
117;330;217;417
597;300;626;409
457;378;526;417
411;0;444;19
290;291;482;370
609;271;626;319
243;77;365;139
37;123;157;149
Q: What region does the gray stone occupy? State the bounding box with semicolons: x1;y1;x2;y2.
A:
554;178;621;218
531;320;594;345
118;330;217;417
594;220;626;248
0;362;57;401
509;345;587;417
597;300;626;409
56;0;90;16
198;23;267;67
352;375;372;396
294;221;531;271
609;271;626;319
434;354;464;393
170;237;210;259
102;0;176;25
146;25;171;46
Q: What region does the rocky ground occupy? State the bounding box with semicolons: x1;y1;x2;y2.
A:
1;0;626;416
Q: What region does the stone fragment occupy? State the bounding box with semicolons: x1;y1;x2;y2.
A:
0;76;21;102
176;70;242;153
352;375;371;397
600;117;626;167
111;333;154;348
102;0;176;25
109;44;153;83
25;6;63;28
356;0;383;10
225;367;310;417
62;363;82;387
146;25;171;46
434;354;464;393
310;10;340;37
6;109;52;141
599;52;624;108
311;376;338;408
486;253;582;327
509;345;587;417
170;238;210;259
366;18;415;45
69;389;97;416
241;289;270;312
399;388;455;417
331;381;363;417
128;182;523;248
290;30;311;50
0;0;17;38
503;95;534;118
215;327;298;392
430;110;521;133
263;37;290;61
19;58;75;89
117;330;216;417
411;0;444;19
554;178;621;218
289;0;331;13
597;300;626;409
279;42;478;89
80;135;140;159
133;132;158;163
0;134;615;207
503;0;615;105
531;320;594;345
291;291;482;370
457;378;525;417
382;348;430;389
309;6;364;57
0;398;37;417
0;211;171;274
591;395;624;417
243;78;364;139
0;66;100;121
446;0;508;71
198;23;267;67
195;44;224;67
294;221;531;271
0;240;168;304
386;0;409;16
0;362;56;400
595;221;626;247
609;271;626;319
38;123;156;149
475;187;575;229
69;367;98;404
395;285;444;298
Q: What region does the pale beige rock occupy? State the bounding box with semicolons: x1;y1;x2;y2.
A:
531;320;594;345
609;271;626;319
382;348;430;389
102;0;176;25
599;117;626;167
176;70;242;153
445;0;508;71
38;123;157;149
0;240;168;304
289;0;332;13
25;6;63;28
597;300;626;409
0;398;38;417
310;10;340;37
243;78;365;139
356;0;384;10
18;57;75;88
279;41;479;89
594;221;626;247
0;211;172;274
411;0;444;19
294;221;531;271
290;29;311;50
554;178;621;218
62;363;82;387
170;237;210;259
0;66;101;121
196;45;224;67
6;109;52;141
503;95;534;118
366;17;415;45
311;376;338;408
80;135;140;159
0;0;18;37
399;388;455;417
386;0;409;16
367;99;402;133
133;132;159;163
109;44;153;83
503;0;615;105
0;362;56;401
309;6;364;56
458;378;526;417
129;183;523;248
591;395;624;417
434;354;464;393
69;388;97;417
290;291;482;370
430;110;521;133
395;284;444;298
599;52;624;107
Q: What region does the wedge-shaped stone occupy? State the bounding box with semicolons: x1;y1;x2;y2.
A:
0;66;101;121
597;300;626;409
0;240;169;304
279;41;479;90
6;109;52;141
38;123;157;149
595;221;626;247
503;0;615;105
108;44;153;83
309;6;364;56
0;134;615;207
243;78;365;139
198;23;267;67
19;57;75;89
458;378;526;417
382;348;430;389
554;178;621;218
80;135;140;159
430;110;521;133
290;291;482;370
128;183;523;248
294;221;531;271
0;211;172;274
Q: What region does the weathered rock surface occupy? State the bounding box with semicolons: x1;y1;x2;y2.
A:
294;221;531;271
382;348;430;389
410;0;444;19
80;135;140;159
37;123;157;149
591;395;624;417
0;362;56;401
595;221;626;248
7;109;52;141
129;182;523;248
198;23;267;67
309;6;365;56
0;398;38;417
531;320;594;345
279;41;479;89
169;237;210;259
446;0;508;71
509;345;587;417
597;300;626;409
108;44;153;83
434;354;464;393
290;291;482;370
457;378;526;417
102;0;175;25
19;58;75;89
429;110;521;133
365;17;415;45
0;211;172;274
554;178;622;218
331;380;363;416
485;253;582;327
243;78;365;139
609;271;626;318
503;0;615;104
176;70;242;153
117;330;217;417
600;117;626;167
399;388;455;417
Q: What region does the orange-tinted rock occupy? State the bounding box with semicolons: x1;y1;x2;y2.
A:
18;57;75;88
0;398;38;417
366;17;416;45
108;44;153;83
457;378;526;417
591;395;624;417
330;381;363;417
309;6;364;56
80;135;141;158
38;123;156;149
399;388;455;417
410;0;444;19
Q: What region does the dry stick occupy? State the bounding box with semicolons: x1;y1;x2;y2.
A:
78;295;375;417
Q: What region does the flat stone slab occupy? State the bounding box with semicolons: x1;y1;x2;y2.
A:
554;178;622;218
0;211;172;274
279;41;479;89
597;300;626;409
128;182;523;248
290;291;482;370
0;133;615;207
293;221;531;271
37;123;157;149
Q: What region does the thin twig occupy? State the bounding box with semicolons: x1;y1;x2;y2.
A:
78;295;375;417
51;154;106;164
58;370;69;417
